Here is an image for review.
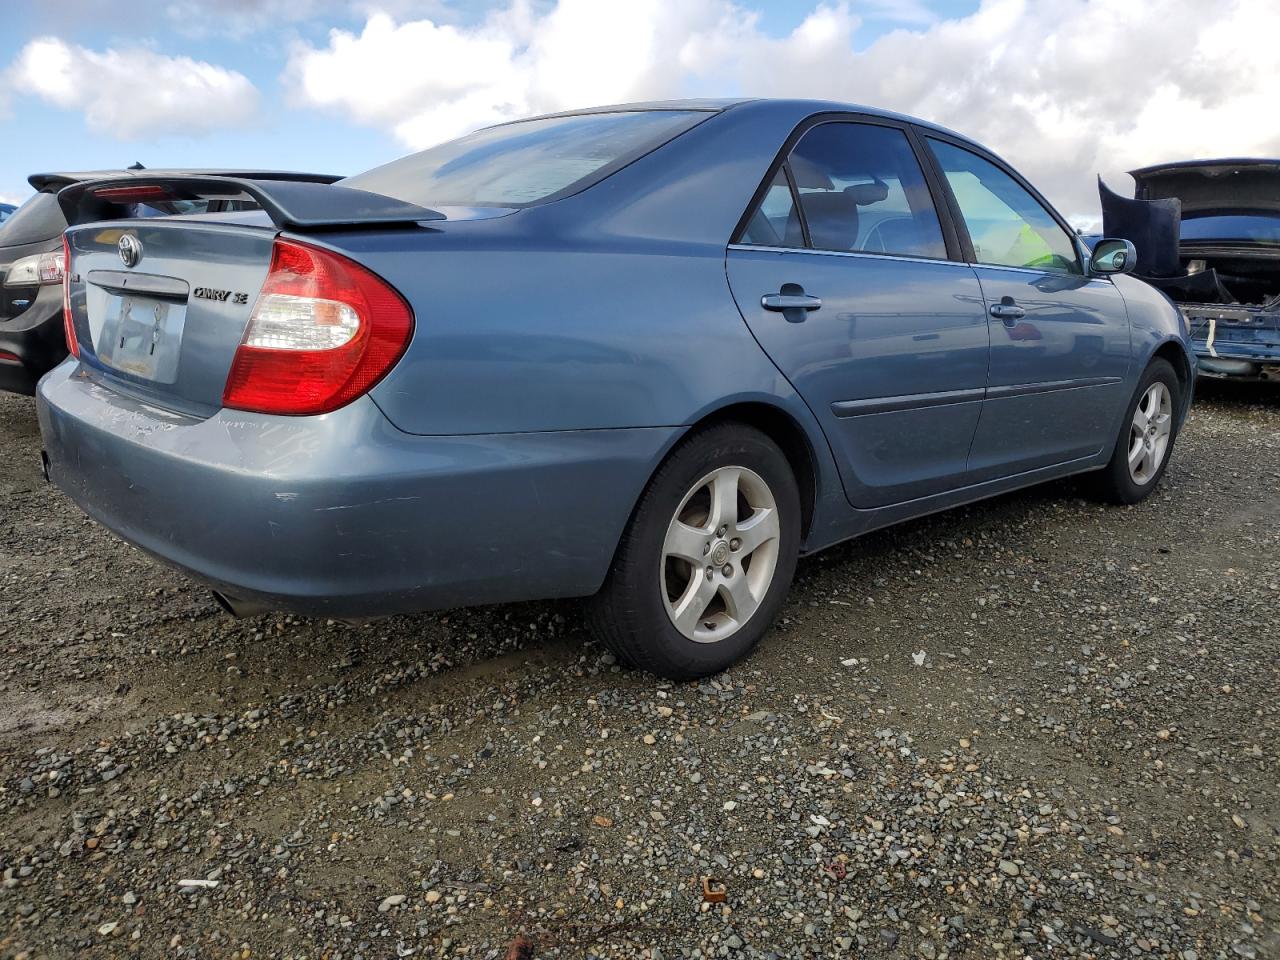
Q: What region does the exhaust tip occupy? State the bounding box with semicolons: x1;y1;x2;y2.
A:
211;590;238;617
211;590;274;618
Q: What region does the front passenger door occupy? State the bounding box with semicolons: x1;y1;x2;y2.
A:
727;119;990;509
924;137;1132;479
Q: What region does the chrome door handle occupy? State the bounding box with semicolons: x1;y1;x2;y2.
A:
762;293;822;312
989;301;1026;323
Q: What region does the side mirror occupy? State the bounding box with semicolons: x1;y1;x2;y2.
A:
1091;238;1138;276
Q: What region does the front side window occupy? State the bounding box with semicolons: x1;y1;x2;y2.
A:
928;139;1081;274
738;122;947;260
342;110;707;208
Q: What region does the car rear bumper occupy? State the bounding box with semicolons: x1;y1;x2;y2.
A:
37;361;679;617
0;285;67;395
1189;313;1280;380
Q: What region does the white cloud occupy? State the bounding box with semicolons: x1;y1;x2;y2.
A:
285;0;1280;222
7;37;259;139
159;0;455;38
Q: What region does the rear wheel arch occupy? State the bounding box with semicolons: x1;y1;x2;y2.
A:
596;400;819;597
681;402;818;541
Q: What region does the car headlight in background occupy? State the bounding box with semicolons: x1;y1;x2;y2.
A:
4;250;65;286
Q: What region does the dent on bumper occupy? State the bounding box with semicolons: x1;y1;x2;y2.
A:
37;362;680;616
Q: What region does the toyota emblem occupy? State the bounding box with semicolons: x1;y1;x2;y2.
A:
118;234;143;268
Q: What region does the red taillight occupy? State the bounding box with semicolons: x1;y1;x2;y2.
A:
62;234;79;358
221;238;413;415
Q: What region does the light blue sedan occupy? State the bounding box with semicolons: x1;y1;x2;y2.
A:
38;99;1193;679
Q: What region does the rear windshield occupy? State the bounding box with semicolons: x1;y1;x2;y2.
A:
0;192;65;247
342;110;708;208
1181;214;1280;245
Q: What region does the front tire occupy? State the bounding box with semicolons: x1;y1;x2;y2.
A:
588;423;801;680
1091;358;1182;504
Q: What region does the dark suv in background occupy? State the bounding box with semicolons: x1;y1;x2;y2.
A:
0;168;338;395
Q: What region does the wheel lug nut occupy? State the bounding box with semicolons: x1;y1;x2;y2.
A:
703;543;710;555
705;567;714;580
729;538;741;551
716;525;727;537
721;564;733;577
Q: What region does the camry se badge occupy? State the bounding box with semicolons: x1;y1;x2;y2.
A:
193;287;249;304
117;234;143;268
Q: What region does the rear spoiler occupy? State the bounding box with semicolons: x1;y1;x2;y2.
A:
57;174;445;232
30;169;342;194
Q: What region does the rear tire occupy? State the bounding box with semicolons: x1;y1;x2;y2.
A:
1090;358;1182;504
588;423;801;680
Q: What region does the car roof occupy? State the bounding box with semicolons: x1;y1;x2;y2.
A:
27;169;341;192
500;97;980;147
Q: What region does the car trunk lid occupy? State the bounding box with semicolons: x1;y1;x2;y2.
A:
1101;160;1280;313
66;218;276;418
61;175;446;418
1131;159;1280;215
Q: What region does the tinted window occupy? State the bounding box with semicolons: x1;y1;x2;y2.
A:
928;139;1080;274
739;169;803;247
1181;214;1280;245
343;110;706;207
756;122;946;259
0;192;65;247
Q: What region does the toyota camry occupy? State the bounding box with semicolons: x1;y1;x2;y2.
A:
38;99;1194;679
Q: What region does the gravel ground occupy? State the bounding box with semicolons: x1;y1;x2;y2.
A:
0;382;1276;960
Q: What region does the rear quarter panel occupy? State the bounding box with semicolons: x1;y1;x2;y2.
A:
352;101;835;437
359;234;793;435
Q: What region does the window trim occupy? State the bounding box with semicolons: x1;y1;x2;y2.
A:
729;112;965;264
917;130;1085;275
780;161;810;249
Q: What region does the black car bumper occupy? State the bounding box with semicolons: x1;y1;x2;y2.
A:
0;284;67;395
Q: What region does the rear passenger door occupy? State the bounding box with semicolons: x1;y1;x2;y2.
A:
727;117;990;509
923;136;1132;479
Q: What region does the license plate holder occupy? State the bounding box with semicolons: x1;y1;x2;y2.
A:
96;294;186;383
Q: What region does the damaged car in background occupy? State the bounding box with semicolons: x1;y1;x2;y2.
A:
1101;159;1280;381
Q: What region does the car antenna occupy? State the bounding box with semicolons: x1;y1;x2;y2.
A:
127;161;145;170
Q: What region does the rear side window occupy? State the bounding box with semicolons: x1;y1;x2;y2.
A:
740;169;803;247
928;138;1081;274
0;192;65;247
342;110;707;208
737;122;947;260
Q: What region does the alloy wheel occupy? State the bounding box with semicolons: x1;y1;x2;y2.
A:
660;466;781;643
1127;380;1173;485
